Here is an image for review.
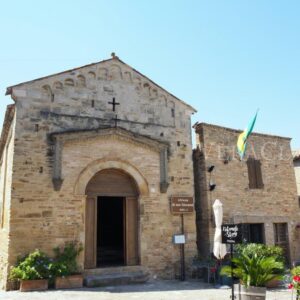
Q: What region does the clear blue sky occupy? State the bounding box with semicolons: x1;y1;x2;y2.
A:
1;0;299;148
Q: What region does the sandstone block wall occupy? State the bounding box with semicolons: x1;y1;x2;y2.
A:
0;109;16;290
294;158;300;196
193;123;300;263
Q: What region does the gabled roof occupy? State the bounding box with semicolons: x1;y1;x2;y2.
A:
5;55;196;113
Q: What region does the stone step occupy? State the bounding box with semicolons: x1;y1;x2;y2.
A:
84;266;150;287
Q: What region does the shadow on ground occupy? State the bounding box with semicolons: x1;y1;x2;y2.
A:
64;280;229;293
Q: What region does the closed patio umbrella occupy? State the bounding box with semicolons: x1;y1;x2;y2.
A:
213;199;227;259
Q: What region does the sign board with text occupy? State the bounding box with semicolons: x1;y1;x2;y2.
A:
170;197;194;214
221;224;242;244
173;234;186;244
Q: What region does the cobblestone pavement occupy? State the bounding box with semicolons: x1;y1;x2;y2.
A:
0;280;294;300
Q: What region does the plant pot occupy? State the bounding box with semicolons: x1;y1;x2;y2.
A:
20;279;48;292
6;279;20;291
55;274;83;289
265;278;281;288
220;274;232;286
234;284;266;300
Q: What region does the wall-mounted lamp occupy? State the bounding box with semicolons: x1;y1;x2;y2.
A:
207;165;215;173
209;182;216;191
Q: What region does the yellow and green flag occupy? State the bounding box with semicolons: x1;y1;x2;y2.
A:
237;111;258;160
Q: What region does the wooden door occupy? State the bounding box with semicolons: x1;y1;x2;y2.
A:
125;197;138;266
85;196;97;269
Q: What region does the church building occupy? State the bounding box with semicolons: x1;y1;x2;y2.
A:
0;54;197;289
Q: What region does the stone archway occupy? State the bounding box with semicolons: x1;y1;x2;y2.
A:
74;160;148;269
74;159;149;197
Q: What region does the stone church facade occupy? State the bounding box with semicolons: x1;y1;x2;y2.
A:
193;123;300;264
0;55;197;289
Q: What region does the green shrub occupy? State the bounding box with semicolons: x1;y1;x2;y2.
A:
235;244;285;264
10;250;51;280
292;266;300;276
49;241;83;277
9;242;83;282
220;253;284;288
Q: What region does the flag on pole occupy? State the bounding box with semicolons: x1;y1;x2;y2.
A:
237;111;258;160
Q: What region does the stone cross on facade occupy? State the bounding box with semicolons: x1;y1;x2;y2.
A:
112;114;121;128
108;97;120;112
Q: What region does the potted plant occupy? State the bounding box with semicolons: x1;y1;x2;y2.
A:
221;253;284;300
289;267;300;300
9;250;50;292
50;241;83;289
235;243;285;288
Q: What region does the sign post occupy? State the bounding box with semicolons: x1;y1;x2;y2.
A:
221;224;242;300
171;196;194;281
180;214;185;281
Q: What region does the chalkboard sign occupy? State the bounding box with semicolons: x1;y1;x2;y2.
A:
221;224;242;244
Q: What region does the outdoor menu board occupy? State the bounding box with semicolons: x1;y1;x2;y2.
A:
221;224;242;244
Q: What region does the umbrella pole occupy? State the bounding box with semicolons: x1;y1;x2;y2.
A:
230;244;235;299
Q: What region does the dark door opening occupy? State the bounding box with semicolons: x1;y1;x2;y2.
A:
97;196;124;267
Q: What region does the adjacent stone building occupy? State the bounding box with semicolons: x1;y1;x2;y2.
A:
293;150;300;197
0;55;197;289
193;123;300;263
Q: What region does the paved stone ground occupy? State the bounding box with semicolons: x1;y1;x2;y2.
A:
0;280;294;300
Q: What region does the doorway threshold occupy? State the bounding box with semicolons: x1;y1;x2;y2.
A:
83;265;149;287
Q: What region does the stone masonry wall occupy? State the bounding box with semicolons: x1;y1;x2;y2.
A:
294;159;300;196
0;113;15;290
193;123;300;263
3;57;197;287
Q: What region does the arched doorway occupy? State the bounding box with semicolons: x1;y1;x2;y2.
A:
84;169;139;269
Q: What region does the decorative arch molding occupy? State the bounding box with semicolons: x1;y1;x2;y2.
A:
42;85;54;102
50;127;169;193
74;159;149;196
